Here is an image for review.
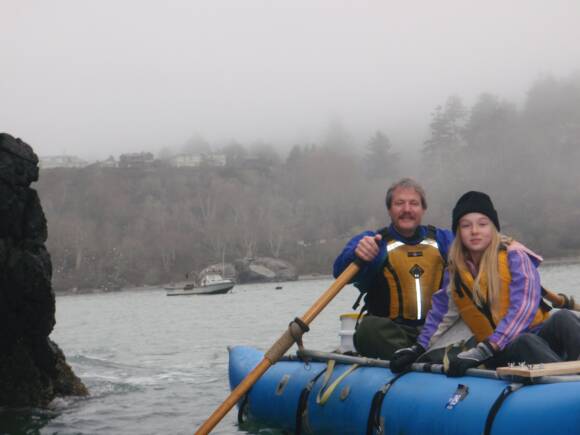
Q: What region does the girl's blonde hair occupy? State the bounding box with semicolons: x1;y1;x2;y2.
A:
448;225;503;323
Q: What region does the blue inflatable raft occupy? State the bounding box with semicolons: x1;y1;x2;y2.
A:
229;346;580;435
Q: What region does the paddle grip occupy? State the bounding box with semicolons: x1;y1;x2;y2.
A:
543;288;579;311
265;318;310;362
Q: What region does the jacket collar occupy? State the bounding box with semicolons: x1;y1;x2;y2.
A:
388;224;425;244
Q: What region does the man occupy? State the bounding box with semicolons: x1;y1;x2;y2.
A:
333;178;453;359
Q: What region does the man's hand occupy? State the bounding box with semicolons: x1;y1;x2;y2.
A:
355;234;382;262
390;343;424;373
447;340;496;377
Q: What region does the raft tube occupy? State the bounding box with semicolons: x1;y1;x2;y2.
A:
228;345;580;435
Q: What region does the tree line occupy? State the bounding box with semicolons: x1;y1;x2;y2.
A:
35;73;580;291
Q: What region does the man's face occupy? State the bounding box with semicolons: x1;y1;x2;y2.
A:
388;187;425;237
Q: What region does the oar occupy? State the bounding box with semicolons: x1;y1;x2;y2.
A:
194;260;365;434
542;287;580;311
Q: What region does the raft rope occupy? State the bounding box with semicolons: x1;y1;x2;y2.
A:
289;317;310;356
483;383;524;435
315;360;360;405
295;367;329;435
366;372;409;435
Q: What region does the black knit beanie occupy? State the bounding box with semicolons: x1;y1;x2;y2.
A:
451;191;500;234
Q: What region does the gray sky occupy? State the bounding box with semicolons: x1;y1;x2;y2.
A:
2;0;580;160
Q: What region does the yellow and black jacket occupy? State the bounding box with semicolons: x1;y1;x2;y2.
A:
359;225;448;325
452;248;550;343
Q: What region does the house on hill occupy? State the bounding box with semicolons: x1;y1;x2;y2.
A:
118;152;154;168
95;156;118;168
168;153;203;167
39;155;88;169
167;152;226;168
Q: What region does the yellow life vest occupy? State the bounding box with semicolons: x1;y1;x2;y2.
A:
452;249;549;342
383;227;445;321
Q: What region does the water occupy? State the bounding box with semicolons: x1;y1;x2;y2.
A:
2;263;580;435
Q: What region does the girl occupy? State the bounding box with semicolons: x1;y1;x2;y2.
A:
391;191;580;376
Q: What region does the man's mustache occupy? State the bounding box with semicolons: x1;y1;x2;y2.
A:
398;213;415;219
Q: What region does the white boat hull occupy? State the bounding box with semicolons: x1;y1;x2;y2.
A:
165;280;234;296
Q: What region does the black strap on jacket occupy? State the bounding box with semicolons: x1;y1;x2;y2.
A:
425;224;437;241
352;291;365;311
453;273;497;329
366;372;409;435
539;287;554;312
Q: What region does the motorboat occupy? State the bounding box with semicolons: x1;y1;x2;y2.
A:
165;273;234;296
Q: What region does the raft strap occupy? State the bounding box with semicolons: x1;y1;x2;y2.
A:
366;372;408;435
237;392;250;425
295;367;328;435
483;383;523;435
316;361;360;405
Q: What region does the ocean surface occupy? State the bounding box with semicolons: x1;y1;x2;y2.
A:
2;262;580;435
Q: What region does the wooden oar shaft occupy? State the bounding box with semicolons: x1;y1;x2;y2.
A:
302;262;361;324
543;288;580;311
544;290;565;307
195;358;272;435
194;262;362;435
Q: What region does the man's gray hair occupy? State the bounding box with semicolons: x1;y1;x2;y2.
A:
385;178;427;210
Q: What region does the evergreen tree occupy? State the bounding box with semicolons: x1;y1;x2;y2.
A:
364;130;398;179
220;141;247;167
322;117;354;153
423;95;467;157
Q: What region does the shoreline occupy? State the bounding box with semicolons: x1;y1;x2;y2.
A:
54;257;580;295
542;256;580;266
297;273;333;281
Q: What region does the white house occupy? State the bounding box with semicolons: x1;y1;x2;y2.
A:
39;155;88;169
168;154;204;167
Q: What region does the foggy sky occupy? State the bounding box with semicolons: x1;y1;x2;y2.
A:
2;0;580;160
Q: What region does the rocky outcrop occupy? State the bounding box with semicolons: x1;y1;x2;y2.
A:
234;257;298;283
0;133;87;407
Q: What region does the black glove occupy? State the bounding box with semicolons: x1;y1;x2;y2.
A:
447;340;496;377
390;343;425;373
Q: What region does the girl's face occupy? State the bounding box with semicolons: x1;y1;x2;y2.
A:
458;212;494;256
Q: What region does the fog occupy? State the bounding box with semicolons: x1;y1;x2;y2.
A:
2;0;580;160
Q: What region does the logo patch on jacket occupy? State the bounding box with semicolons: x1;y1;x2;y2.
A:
409;264;424;278
407;251;423;257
